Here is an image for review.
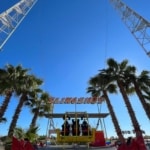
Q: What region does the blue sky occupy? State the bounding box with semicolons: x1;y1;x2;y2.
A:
0;0;150;138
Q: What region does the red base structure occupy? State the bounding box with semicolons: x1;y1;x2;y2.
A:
117;136;147;150
11;137;34;150
90;130;106;147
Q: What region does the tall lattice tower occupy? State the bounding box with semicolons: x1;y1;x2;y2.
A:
0;0;37;50
110;0;150;57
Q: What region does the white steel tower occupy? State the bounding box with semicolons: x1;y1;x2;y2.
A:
0;0;37;50
110;0;150;57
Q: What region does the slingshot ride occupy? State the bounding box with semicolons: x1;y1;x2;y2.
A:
45;97;110;148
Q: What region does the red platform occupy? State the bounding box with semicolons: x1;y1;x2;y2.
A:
90;130;106;147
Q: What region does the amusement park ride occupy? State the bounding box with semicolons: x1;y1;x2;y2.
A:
44;97;109;146
45;110;109;145
0;0;150;147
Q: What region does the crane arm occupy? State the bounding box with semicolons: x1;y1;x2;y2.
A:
110;0;150;57
0;0;37;50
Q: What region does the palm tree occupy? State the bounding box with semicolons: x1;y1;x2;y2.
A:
87;75;125;143
0;68;10;119
13;126;39;142
0;68;8;94
100;58;143;137
125;69;150;120
143;90;150;104
26;91;52;128
8;74;43;137
0;64;29;119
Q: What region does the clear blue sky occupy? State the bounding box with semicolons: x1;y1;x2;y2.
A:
0;0;150;138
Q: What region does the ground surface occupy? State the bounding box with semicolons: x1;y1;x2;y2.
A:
38;145;117;150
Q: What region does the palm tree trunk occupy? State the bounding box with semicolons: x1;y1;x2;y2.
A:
117;80;142;137
30;109;39;127
133;81;150;120
0;90;12;119
8;93;27;137
103;90;125;143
